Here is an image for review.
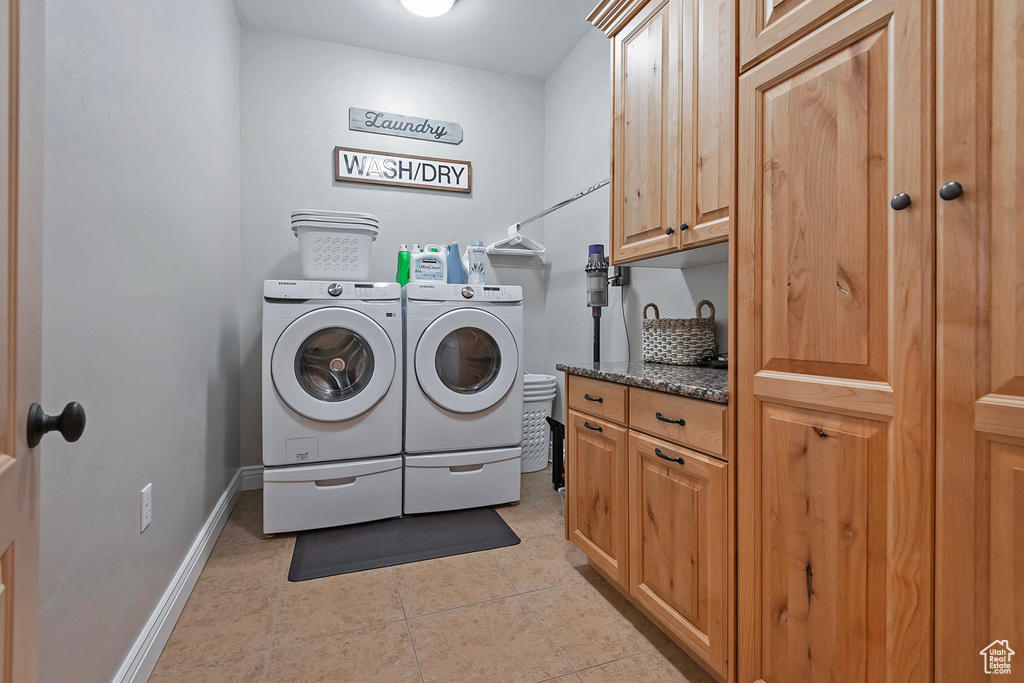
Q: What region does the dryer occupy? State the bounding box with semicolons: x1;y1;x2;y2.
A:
402;283;523;513
262;279;403;533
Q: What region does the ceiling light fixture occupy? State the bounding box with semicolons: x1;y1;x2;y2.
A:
401;0;456;18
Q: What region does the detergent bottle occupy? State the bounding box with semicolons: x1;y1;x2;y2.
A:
396;244;411;286
410;244;446;282
446;242;467;284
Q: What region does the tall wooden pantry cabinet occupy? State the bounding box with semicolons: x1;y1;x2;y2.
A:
934;0;1024;680
735;0;1024;682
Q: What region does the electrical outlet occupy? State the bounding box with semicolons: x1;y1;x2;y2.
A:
141;483;152;533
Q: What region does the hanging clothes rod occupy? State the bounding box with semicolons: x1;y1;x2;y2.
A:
486;178;610;256
515;178;610;230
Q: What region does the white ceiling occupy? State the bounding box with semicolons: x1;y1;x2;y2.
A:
233;0;598;80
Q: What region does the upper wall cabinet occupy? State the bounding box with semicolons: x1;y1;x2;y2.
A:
737;0;860;70
589;0;734;266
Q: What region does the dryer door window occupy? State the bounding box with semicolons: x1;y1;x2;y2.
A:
415;308;518;414
434;327;501;394
295;327;375;402
272;307;395;422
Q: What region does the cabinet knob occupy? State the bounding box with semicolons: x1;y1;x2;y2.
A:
679;222;689;231
890;193;912;211
664;226;674;235
939;181;963;201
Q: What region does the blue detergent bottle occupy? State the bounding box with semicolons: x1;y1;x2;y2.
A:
447;242;467;284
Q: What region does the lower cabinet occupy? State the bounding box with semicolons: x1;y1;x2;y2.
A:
565;376;731;680
566;410;629;587
629;433;729;674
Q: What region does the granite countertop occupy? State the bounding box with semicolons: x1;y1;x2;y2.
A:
555;361;728;404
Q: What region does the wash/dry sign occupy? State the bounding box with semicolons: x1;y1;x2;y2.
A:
333;147;471;194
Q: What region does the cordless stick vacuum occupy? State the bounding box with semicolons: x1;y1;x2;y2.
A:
585;244;609;364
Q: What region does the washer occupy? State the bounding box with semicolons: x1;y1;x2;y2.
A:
402;283;523;513
262;279;403;533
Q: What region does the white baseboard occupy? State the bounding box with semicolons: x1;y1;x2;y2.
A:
241;465;263;490
113;468;242;683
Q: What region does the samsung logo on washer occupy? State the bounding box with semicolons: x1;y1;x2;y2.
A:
334;147;471;194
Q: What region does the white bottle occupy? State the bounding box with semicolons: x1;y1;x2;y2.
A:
463;241;486;284
410;244;447;282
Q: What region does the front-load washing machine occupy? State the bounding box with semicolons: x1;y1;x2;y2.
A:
262;279;403;533
402;283;524;513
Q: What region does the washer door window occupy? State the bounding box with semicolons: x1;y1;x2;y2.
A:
273;308;395;422
416;308;518;413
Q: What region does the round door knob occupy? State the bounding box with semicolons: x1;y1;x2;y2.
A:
939;181;963;201
679;222;689;231
27;402;86;448
664;226;674;235
461;286;474;299
327;283;343;297
890;193;912;211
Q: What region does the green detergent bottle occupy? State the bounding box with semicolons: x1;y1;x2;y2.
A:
396;244;411;286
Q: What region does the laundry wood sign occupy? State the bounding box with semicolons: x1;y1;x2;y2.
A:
349;107;463;145
334;147;472;193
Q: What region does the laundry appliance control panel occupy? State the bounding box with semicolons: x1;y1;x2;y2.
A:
264;280;400;301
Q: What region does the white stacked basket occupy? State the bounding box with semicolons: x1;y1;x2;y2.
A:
291;210;379;280
521;373;557;473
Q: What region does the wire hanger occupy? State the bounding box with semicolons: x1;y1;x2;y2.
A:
485;178;610;257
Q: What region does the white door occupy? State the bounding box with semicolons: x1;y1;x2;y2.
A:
0;0;43;680
415;308;518;413
271;307;396;422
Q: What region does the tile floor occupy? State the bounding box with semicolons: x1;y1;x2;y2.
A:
150;467;716;682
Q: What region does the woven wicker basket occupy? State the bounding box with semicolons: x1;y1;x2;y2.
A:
641;300;717;365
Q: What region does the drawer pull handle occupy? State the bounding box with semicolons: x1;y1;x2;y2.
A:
655;448;685;465
584;421;603;432
655;412;686;426
449;464;485;473
584;394;603;403
314;476;357;488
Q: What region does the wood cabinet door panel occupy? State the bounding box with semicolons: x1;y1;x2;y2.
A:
688;0;734;248
760;404;885;683
567;410;629;586
935;1;1024;679
988;440;1024;652
758;24;889;382
612;0;685;263
629;433;728;674
738;0;862;70
738;0;933;680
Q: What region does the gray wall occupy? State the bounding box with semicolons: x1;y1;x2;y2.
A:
239;29;546;467
39;0;242;680
541;29;729;418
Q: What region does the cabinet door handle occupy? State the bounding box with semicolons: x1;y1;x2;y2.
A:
679;222;689;231
584;421;602;432
655;412;685;426
655;448;685;465
890;193;912;211
939;181;963;201
584;394;603;403
664;226;674;235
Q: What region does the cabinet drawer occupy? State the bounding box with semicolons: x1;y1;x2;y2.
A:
628;387;725;457
568;375;629;425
